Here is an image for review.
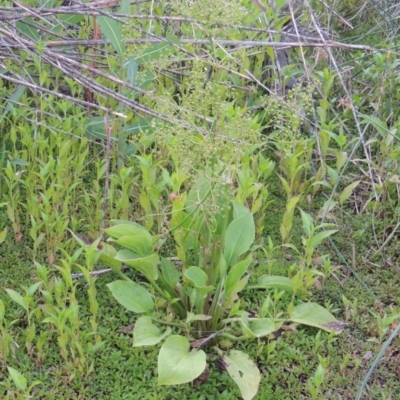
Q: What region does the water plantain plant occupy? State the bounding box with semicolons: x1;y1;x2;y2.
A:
74;172;343;400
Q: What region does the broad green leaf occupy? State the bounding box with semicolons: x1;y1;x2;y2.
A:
0;85;26;125
186;312;211;323
280;195;300;242
5;289;28;311
125;57;138;85
26;281;42;296
37;0;57;7
120;141;137;156
232;201;250;219
224;274;250;302
0;227;7;244
360;114;390;136
113;248;140;262
114;252;159;281
310;230;337;248
300;209;314;236
105;223;150;240
116;234;153;257
185;267;208;287
99;242;122;271
189;287;197;310
122;118;152;135
247;275;294;292
225;259;252;299
0;299;5;321
184;267;214;296
7;367;27;391
290;302;337;332
8;158;28;166
119;0;130;13
133;316;171;347
84;116;116;142
135;39;178;65
52;14;84;33
240;313;276;338
214;191;232;236
278;175;290;197
158;335;206;385
42;306;78;326
97;16;125;58
161;258;179;289
335;150;348;172
186;175;212;213
111;219;151;228
16;18;40;41
339;180;361;206
224;212;255;266
107;280;154;313
317;199;337;219
218;253;228;276
327;167;338;185
223;350;261;400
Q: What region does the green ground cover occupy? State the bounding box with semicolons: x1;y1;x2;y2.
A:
1;1;400;399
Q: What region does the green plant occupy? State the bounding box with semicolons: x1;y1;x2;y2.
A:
2;161;24;242
0;299;18;366
74;169;344;399
308;357;328;400
5;282;42;327
368;309;400;344
2;0;400;397
342;295;358;322
0;367;41;400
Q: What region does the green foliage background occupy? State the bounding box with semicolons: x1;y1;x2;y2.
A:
1;0;400;399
